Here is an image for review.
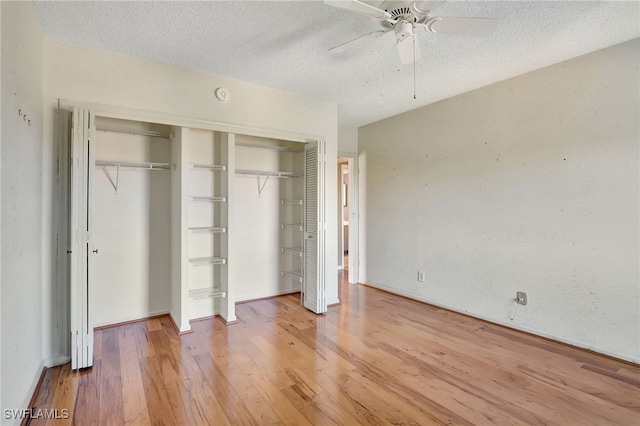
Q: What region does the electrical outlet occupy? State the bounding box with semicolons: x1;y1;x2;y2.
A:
516;291;527;305
417;271;425;282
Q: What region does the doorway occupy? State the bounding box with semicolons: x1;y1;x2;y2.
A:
337;154;358;284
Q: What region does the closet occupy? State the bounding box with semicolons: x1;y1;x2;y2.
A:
234;136;304;301
65;105;326;370
92;117;172;327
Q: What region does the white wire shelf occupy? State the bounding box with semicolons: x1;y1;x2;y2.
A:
281;199;303;205
236;142;303;153
281;270;303;282
96;126;171;139
282;223;303;231
191;196;227;202
191;163;227;171
236;169;302;178
189;226;227;234
95;160;172;170
281;247;303;257
189;287;226;300
189;257;227;266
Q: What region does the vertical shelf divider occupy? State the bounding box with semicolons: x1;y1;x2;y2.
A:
222;133;237;323
170;126;191;333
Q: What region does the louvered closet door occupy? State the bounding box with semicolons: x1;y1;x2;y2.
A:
303;140;327;314
70;107;95;369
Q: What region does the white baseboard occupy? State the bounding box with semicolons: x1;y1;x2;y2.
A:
169;311;191;333
236;288;301;303
92;309;170;329
327;297;340;306
44;355;71;368
19;359;46;416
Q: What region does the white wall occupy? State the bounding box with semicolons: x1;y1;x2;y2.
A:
1;0;45;418
92;118;172;327
43;40;339;357
359;39;639;362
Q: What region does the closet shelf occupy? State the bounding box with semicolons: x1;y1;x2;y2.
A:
282;223;303;231
282;247;303;257
281;270;303;282
189;257;227;266
189;226;227;234
96;126;171;139
95;160;172;170
191;196;227;202
236;169;302;179
236;142;303;153
281;199;303;205
189;287;226;300
191;163;227;171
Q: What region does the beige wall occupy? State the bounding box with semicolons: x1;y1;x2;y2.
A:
1;1;45;418
338;124;358;153
359;39;639;362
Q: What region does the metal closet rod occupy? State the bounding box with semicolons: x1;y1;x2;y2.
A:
95;125;171;139
235;142;303;153
95;160;172;170
96;160;172;194
235;169;301;178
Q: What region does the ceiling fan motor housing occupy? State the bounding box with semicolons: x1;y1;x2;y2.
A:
379;1;423;30
394;20;414;41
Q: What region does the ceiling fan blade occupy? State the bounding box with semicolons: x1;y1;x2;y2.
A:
425;17;498;37
324;0;391;20
329;30;389;54
412;1;448;13
397;36;422;64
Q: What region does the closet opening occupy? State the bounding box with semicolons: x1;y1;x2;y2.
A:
62;103;328;370
92;117;173;328
234;136;305;302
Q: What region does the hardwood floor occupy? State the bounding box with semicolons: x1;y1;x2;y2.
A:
30;273;639;425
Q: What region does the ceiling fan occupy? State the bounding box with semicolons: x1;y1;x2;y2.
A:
325;0;498;64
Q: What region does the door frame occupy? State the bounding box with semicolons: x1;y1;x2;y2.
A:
338;151;359;284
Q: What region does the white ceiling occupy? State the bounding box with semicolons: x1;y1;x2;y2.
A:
33;0;640;127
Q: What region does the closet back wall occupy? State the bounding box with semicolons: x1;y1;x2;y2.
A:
93;118;171;326
235;137;282;301
234;135;301;301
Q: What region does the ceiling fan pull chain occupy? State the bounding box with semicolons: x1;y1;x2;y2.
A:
413;36;417;100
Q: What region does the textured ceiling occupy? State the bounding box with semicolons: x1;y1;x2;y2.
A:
33;0;640;127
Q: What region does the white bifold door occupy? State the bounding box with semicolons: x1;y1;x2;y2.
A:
70;107;95;369
303;140;327;314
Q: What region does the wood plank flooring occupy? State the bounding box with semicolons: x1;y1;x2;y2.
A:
29;273;640;425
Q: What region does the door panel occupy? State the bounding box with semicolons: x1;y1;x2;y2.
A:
303;140;326;314
70;107;94;369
